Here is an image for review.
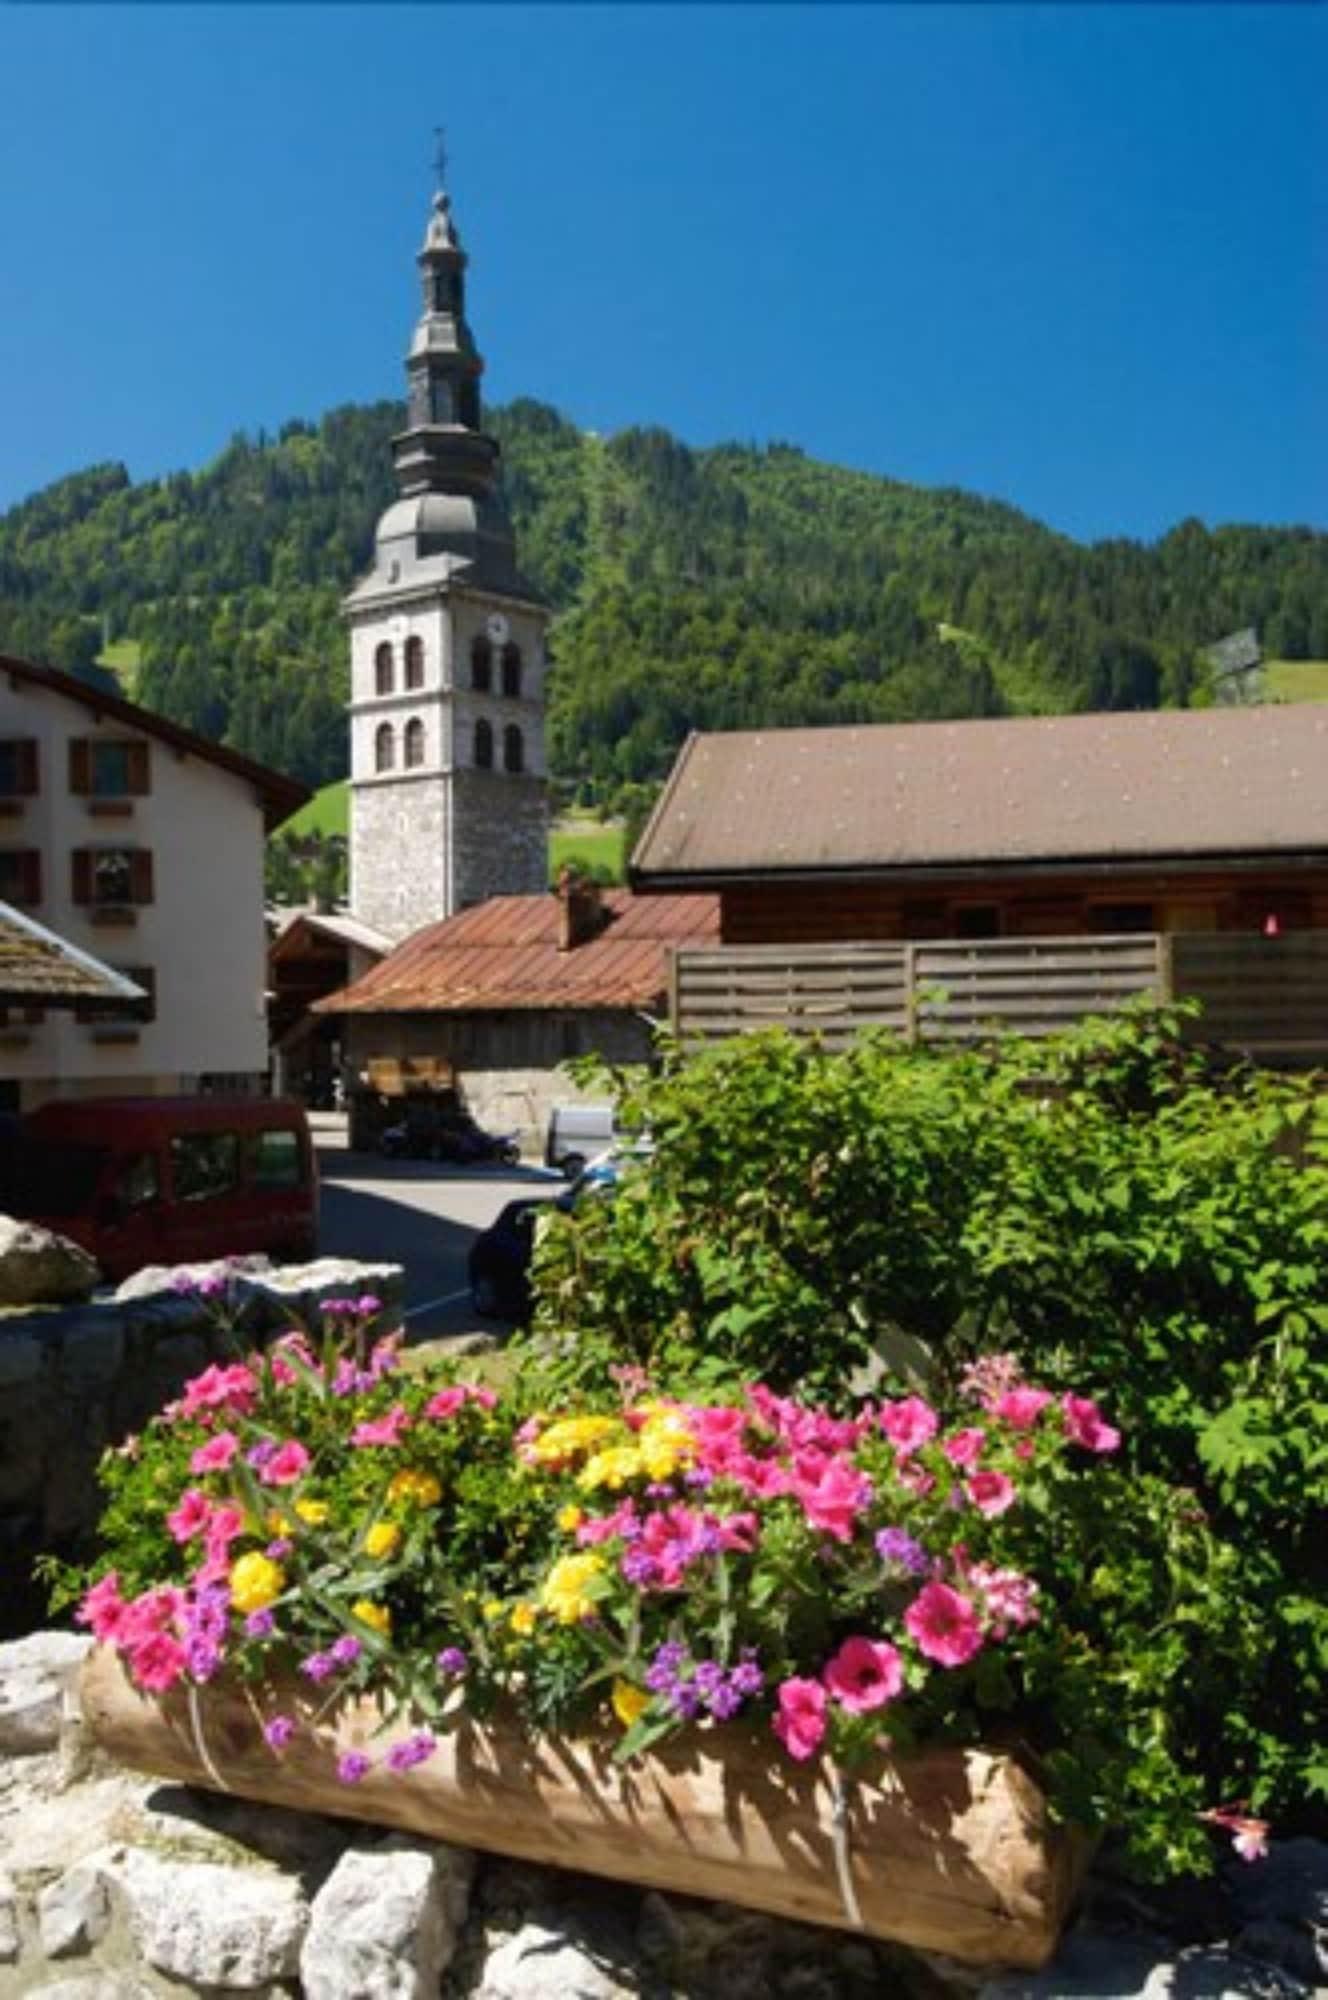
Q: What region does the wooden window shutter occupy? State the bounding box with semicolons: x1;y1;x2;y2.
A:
128;741;150;794
71;849;93;904
22;851;41;905
69;739;92;795
131;849;154;904
18;741;38;796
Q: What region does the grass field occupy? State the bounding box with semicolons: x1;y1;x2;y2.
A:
1265;659;1328;702
277;782;627;881
96;638;143;694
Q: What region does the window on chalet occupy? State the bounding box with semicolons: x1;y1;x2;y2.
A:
1088;902;1155;934
374;723;395;773
69;739;149;798
952;905;1002;939
0;850;41;905
503;724;524;774
404;718;426;769
75;965;156;1026
474;719;494;770
500;642;522;699
72;848;154;908
374;643;394;696
471;637;493;692
0;741;38;798
404;636;425;689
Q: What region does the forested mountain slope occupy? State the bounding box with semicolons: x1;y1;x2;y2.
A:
1;397;1324;799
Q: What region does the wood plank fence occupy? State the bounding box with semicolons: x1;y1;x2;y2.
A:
670;932;1328;1061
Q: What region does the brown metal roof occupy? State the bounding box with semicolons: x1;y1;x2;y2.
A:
314;889;720;1015
632;708;1328;883
1;654;310;832
0;903;146;1008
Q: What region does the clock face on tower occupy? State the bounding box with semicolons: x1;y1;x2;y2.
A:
485;613;510;646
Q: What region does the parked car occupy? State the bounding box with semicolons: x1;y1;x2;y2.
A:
468;1143;649;1322
10;1097;318;1281
544;1101;615;1180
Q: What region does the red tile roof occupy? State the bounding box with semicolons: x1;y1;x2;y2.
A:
314;889;720;1015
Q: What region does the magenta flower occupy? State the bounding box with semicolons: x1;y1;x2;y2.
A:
966;1469;1017;1517
386;1731;436;1773
422;1387;467;1422
177;1362;258;1422
941;1427;986;1469
262;1440;311;1487
166;1488;212;1544
792;1457;874;1542
263;1715;296;1751
77;1571;127;1643
245;1609;276;1639
127;1632;189;1694
904;1582;984;1668
823;1637;905;1713
772;1677;828;1762
336;1751;371;1785
189;1431;240;1475
351;1404;411;1448
993;1387;1054;1430
435;1646;468;1676
879;1396;939;1457
968;1564;1040;1636
1061;1394;1121;1454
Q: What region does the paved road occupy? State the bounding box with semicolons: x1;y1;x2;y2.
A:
312;1118;564;1342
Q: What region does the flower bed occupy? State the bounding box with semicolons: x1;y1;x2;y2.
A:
62;1301;1201;1963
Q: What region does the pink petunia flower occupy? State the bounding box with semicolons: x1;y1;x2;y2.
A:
993;1387;1054;1430
190;1431;239;1475
351;1404;411;1448
879;1397;939;1457
792;1457;874;1542
823;1637;904;1714
1061;1394;1121;1454
968;1564;1040;1637
166;1488;213;1544
772;1676;828;1762
178;1363;258;1422
904;1582;984;1668
77;1571;127;1643
422;1387;467;1422
262;1440;311;1487
966;1470;1017;1517
128;1632;189;1694
942;1427;986;1469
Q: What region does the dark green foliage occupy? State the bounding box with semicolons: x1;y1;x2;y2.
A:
2;401;1326;795
521;1014;1328;1840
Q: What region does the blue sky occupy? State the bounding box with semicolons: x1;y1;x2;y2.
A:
1;4;1322;541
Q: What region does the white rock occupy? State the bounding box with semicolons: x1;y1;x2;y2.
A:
0;1214;100;1303
301;1837;473;2000
27;1980;154;1999
477;1920;632;2000
0;1865;18;1964
0;1630;92;1755
113;1254;402;1310
115;1847;308;1989
38;1854;112;1958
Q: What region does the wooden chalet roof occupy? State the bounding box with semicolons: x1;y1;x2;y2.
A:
1;654;310;831
632;707;1328;885
0;903;146;1008
315;890;720;1016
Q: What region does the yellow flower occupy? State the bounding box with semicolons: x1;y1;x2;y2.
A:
540;1552;605;1625
577;1445;644;1493
482;1598;505;1623
387;1469;442;1509
611;1679;650;1728
229;1552;285;1615
638;1408;697;1482
529;1415;623;1465
509;1602;538;1637
556;1504;584;1533
266;1510;293;1536
294;1498;329;1526
351;1599;392;1636
364;1521;402;1560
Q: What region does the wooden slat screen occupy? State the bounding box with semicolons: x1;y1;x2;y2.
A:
1173;933;1328;1056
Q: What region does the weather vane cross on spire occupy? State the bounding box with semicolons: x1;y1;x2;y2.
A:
432;126;448;195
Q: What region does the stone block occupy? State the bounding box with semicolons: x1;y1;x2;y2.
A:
0;1329;44;1386
0;1217;99;1306
0;1865;18;1963
476;1920;635;2000
115;1847;308;1989
38;1854;113;1957
301;1837;473;1999
0;1630;92;1755
58;1316;127;1388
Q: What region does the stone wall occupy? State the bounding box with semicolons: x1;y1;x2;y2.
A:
0;1261;402;1640
0;1634;1324;1998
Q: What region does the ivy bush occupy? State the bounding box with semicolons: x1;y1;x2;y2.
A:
521;1011;1328;1856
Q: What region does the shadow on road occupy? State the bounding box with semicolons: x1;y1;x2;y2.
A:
318;1178;477;1274
317;1147;562;1190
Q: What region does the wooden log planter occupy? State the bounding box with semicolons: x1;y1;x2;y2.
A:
81;1647;1089;1969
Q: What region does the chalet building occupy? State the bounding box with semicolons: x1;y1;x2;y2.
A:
316;874;719;1142
268;909;392;1105
0;653;308;1113
344;182;551;943
631;709;1328;944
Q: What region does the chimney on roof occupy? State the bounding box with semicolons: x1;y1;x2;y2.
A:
556;865;608;952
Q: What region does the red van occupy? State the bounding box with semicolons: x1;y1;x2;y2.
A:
10;1097;319;1281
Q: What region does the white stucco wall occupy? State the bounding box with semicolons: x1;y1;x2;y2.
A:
0;678;269;1108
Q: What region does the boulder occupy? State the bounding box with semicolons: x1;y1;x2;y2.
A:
475;1920;636;2000
113;1847;308;1989
0;1865;19;1964
0;1216;99;1306
38;1854;113;1958
113;1255;404;1324
300;1836;473;1999
0;1630;92;1755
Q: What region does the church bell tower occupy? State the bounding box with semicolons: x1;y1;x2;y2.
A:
345;173;550;942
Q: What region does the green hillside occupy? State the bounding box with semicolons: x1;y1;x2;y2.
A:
281;779;348;840
2;397;1326;800
1265;658;1328;702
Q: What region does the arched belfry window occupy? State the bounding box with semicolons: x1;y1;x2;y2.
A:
404;636;425;690
404;717;426;770
374;642;394;696
471;636;493;693
503;724;524;774
374;722;395;773
474;719;494;770
501;642;522;699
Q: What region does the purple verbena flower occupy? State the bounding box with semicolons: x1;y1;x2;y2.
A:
245;1609;276;1639
707;1681;744;1721
329;1635;363;1668
730;1655;765;1698
336;1751;371;1785
620;1547;660;1588
435;1647;468;1676
386;1731;436;1773
246;1439;278;1469
875;1526;929;1575
300;1652;336;1683
186;1638;221;1683
264;1715;296;1751
266;1538;294;1561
